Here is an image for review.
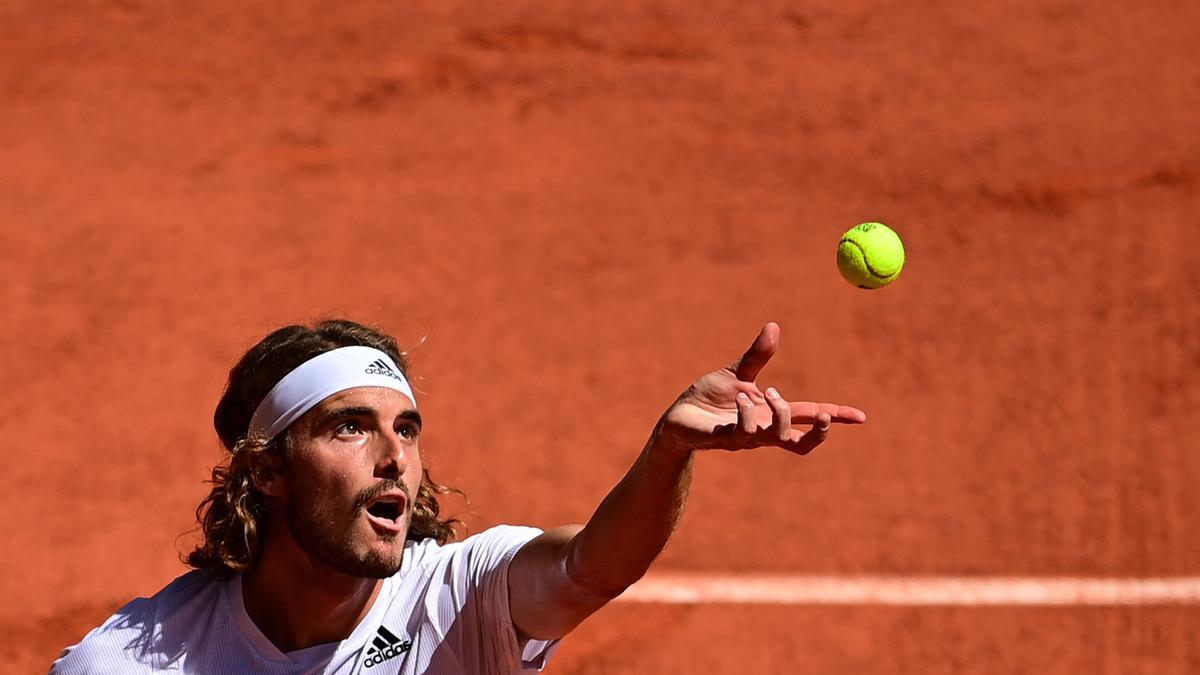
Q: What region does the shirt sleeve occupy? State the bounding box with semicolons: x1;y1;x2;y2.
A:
48;598;161;675
460;525;562;672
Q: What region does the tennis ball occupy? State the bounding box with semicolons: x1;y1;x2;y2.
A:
837;221;905;289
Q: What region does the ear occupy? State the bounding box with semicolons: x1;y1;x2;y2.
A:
248;450;287;498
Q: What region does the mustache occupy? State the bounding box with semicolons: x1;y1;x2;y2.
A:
352;480;412;513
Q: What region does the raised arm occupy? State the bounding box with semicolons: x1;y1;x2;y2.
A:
506;322;866;640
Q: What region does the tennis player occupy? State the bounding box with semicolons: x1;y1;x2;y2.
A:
52;318;864;673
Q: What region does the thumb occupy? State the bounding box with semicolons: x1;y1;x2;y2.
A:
731;322;779;382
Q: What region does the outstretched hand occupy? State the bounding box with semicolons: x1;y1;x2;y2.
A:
656;323;866;455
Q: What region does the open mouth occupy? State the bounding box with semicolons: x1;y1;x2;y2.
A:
363;490;408;534
367;499;403;522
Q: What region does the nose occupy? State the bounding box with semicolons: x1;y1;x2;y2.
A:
373;431;411;481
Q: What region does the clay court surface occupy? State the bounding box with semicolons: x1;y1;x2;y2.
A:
2;1;1199;672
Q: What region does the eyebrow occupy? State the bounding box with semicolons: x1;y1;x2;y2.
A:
398;409;423;430
318;406;423;430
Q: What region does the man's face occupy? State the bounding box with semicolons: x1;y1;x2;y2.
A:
275;386;423;578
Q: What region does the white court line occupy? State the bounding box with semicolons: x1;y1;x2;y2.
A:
616;573;1200;606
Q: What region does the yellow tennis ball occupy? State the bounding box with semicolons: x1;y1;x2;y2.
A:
837;221;905;289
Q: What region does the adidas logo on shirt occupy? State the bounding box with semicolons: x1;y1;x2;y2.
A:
362;625;411;669
365;359;404;383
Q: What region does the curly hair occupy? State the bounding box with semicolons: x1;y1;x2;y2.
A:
185;319;463;578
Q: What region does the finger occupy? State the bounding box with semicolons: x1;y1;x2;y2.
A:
732;322;780;382
735;392;757;435
765;387;791;442
788;401;867;424
782;412;832;456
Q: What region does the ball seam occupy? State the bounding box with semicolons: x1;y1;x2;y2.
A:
840;238;897;280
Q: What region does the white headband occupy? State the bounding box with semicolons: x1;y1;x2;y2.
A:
248;346;417;441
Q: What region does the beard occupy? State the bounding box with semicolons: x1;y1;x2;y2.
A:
285;479;412;578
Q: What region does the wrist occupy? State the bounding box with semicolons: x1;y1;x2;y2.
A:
646;417;696;463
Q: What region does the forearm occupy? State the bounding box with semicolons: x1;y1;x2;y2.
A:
506;422;695;639
564;422;695;598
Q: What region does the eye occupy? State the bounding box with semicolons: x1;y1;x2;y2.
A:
334;421;364;437
397;423;419;440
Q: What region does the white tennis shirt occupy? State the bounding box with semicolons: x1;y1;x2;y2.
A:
52;526;560;674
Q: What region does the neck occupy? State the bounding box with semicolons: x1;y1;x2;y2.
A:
241;529;387;653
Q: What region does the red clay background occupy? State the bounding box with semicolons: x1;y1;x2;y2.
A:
2;1;1199;672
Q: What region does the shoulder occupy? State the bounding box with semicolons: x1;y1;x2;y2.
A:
396;525;545;595
460;525;546;555
51;571;224;674
407;525;544;572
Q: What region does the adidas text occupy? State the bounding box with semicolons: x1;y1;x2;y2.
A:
365;359;404;382
364;641;411;668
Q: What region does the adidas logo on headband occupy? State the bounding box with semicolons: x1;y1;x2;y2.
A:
365;358;405;383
